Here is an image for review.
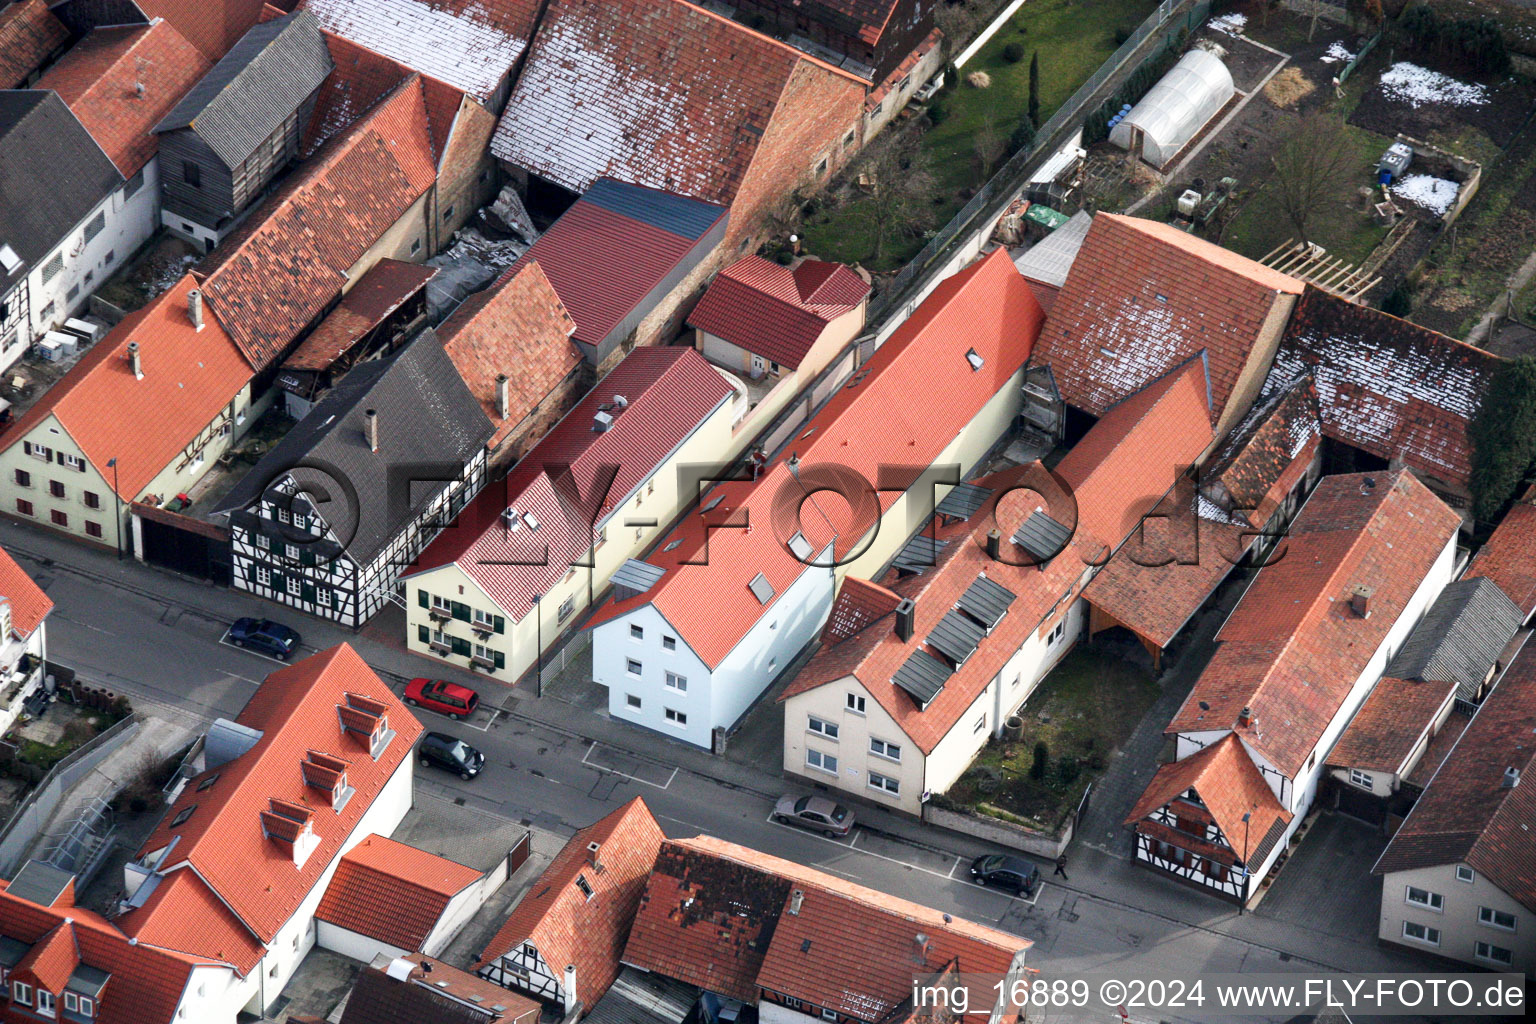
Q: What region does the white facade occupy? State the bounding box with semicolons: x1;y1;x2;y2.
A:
1378;863;1534;974
23;159;158;350
0;596;47;737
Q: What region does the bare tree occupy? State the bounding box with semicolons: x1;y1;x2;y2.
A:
934;0;980;57
1298;0;1329;40
853;135;938;261
973;109;1007;184
1269;111;1356;243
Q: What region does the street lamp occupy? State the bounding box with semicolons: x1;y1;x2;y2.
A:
532;592;543;699
106;457;122;560
1238;810;1252;916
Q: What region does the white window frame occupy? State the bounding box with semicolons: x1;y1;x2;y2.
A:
286;576;302;597
59;452;84;471
432;594;451;611
1478;906;1517;932
626;694;642;710
846;692;866;715
35;988;54;1017
12;981;31;1005
974;712;988;734
1402;920;1440;946
662;634;677;651
664;707;687;727
630;624;644;640
1456;865;1476;883
807;716;838;739
868;771;900;795
664;671;687;692
316;587;332;608
474;608;494;627
255;565;272;587
1405;886;1443;912
255;533;271;550
1474;940;1513;965
1347;768;1372;790
626;658;642;677
806;748;837;775
869;737;901;762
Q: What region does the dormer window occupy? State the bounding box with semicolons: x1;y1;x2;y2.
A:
36;988;55;1016
169;805;196;828
13;980;32;1005
337;692;394;760
64;992;95;1018
301;751;354;811
261;799;319;867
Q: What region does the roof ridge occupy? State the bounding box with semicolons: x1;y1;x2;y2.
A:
670;0;869;86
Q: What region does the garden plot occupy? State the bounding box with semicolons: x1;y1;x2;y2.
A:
1349;60;1536;148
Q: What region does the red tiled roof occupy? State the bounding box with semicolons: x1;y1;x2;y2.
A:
0;883;206;1024
1034;214;1301;422
821;577;902;647
624;836;1028;1018
0;545;52;638
117;867;266;972
584;249;1045;668
0;275;252;499
13;920;78;994
507;181;726;355
411;346;735;622
124;645;423;951
1404;708;1472;789
345;954;541;1024
316;834;481;951
490;0;859;203
1201;376;1322;527
1326;677;1458;774
1271;286;1500;487
1167;470;1462;777
201;74;438;371
436;260;581;450
281;258;438;372
478;798;664;1008
783;359;1212;753
1374;638;1536;912
1467;483;1536;618
137;0;270;61
1124;734;1292;863
35;20;211;176
688;256;869;370
0;0;68;89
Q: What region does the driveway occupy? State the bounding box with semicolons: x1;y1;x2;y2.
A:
1256;811;1390;945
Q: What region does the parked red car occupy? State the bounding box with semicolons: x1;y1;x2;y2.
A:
404;678;480;720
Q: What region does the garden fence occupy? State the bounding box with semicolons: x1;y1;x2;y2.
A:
1338;29;1384;83
870;0;1210;322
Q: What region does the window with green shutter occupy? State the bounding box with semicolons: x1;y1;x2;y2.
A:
493;615;505;634
451;637;472;657
417;590;429;608
418;625;430;644
493;651;505;670
451;601;471;621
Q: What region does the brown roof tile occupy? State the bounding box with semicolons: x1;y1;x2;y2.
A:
281;258;437;372
1326;677;1458;774
1033;214;1301;422
316;835;481;951
137;0;270;61
1467;483;1536;618
35;20;211;176
688;256;868;370
1374;636;1536;911
0;0;69;89
0;544;53;638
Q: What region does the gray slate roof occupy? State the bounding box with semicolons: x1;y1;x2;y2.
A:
154;9;332;168
0;91;123;279
1387;576;1525;700
218;329;493;566
583;966;697;1024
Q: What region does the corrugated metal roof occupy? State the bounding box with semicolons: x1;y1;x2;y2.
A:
958;574;1014;630
1011;210;1093;289
1012;510;1072;562
584;965;697;1024
583;177;724;240
892;534;947;575
612;559;667;595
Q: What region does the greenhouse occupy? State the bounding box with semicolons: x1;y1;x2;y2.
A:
1109;48;1235;168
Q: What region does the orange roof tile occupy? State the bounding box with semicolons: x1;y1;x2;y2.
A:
688;256;869;370
1167;470;1462;777
0;0;68;89
1467;483;1536;618
0;275;252;499
316;834;481;951
126;645;423;950
280;258;437;372
137;0;270;61
436;260;581;451
584;249;1045;668
201;73;438;371
345;954;541;1024
35;20;211;176
0;545;52;638
1125;733;1292;863
1327;677;1458;774
12;920;79;994
783;359;1213;753
1034;214;1301;422
478;798;664;1007
115;867;266;973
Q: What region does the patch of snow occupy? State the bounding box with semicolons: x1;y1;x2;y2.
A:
306;0;529;99
1209;12;1246;36
1320;41;1355;65
1197;493;1241;525
1391;174;1460;216
1379;62;1488;109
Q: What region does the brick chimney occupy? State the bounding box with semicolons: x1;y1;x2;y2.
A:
1349;584;1373;618
365;409;379;453
188;288;204;331
127;341;142;379
1237;705;1256;729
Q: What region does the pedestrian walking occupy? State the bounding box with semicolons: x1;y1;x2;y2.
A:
1053;853;1069;880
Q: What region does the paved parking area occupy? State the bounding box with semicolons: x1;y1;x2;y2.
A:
1256;812;1388;944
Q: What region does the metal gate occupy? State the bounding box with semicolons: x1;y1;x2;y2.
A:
132;502;232;584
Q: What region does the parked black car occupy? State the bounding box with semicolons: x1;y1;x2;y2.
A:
969;854;1041;895
418;732;485;779
227;617;301;660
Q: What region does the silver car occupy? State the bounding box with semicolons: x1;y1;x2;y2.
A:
773;794;854;837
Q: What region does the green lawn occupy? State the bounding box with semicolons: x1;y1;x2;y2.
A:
941;645;1159;831
1221;123;1397;267
801;0;1160;270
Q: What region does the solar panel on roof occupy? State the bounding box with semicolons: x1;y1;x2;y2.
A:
936;482;993;520
893;649;952;707
959;574;1015;630
892;534;947;574
612;559;665;596
928;608;986;665
1012;509;1072;562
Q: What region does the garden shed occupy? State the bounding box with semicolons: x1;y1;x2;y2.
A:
1110;48;1234;167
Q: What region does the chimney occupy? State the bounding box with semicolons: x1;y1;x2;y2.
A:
913;933;930;962
894;598;916;643
563;964;579;1017
134;81;145;99
365;409;379;453
789;889;804;915
1237;705;1256;729
586;840;602;868
496;374;511;420
1349;584;1373;618
986;528;1001;561
1503;767;1521;789
127;341;142;379
188;289;204;331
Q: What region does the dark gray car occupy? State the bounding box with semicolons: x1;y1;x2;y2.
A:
969;854;1040;895
773;794;854;837
228;617;301;660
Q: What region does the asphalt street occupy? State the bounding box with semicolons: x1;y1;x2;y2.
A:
10;530;1461;1023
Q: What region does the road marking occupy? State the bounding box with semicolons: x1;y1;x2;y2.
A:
406;700;499;732
764;810;856;847
656;812;715;833
581;744;678;790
